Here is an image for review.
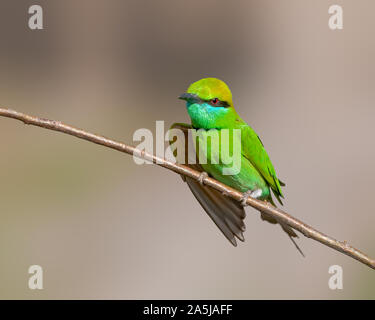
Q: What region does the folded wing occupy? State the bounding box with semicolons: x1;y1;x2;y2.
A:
170;123;246;246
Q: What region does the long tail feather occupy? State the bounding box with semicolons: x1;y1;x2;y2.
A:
288;234;305;257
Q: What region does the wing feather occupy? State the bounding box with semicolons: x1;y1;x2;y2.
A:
170;123;246;246
241;124;284;202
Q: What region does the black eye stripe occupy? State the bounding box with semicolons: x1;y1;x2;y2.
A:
206;99;230;108
185;94;229;107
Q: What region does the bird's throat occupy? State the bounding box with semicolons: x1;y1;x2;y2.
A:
187;102;238;130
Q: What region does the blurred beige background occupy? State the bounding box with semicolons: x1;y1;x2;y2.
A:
0;0;374;299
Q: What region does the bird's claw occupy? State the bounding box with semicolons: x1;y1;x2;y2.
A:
241;190;252;206
221;190;229;197
198;172;208;185
241;189;262;206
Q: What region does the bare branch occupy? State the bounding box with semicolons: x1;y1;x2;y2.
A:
0;107;374;270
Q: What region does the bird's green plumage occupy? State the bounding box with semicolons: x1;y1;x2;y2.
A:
174;77;300;249
183;77;283;204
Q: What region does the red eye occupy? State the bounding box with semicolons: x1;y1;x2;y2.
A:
211;98;219;105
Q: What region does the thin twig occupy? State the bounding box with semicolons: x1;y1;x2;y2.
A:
0;107;374;270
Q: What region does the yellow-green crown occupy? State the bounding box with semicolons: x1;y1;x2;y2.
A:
187;78;233;106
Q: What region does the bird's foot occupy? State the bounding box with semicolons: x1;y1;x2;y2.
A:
241;189;262;206
221;190;230;197
198;171;208;185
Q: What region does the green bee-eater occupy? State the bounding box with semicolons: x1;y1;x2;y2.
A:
172;77;302;254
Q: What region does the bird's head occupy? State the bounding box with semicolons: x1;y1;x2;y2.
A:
179;78;238;129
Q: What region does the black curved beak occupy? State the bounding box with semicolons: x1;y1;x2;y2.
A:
178;93;199;103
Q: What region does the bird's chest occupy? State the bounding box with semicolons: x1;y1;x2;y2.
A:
193;129;239;162
192;128;264;192
192;128;244;185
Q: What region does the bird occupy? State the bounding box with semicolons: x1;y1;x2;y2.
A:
171;77;303;255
